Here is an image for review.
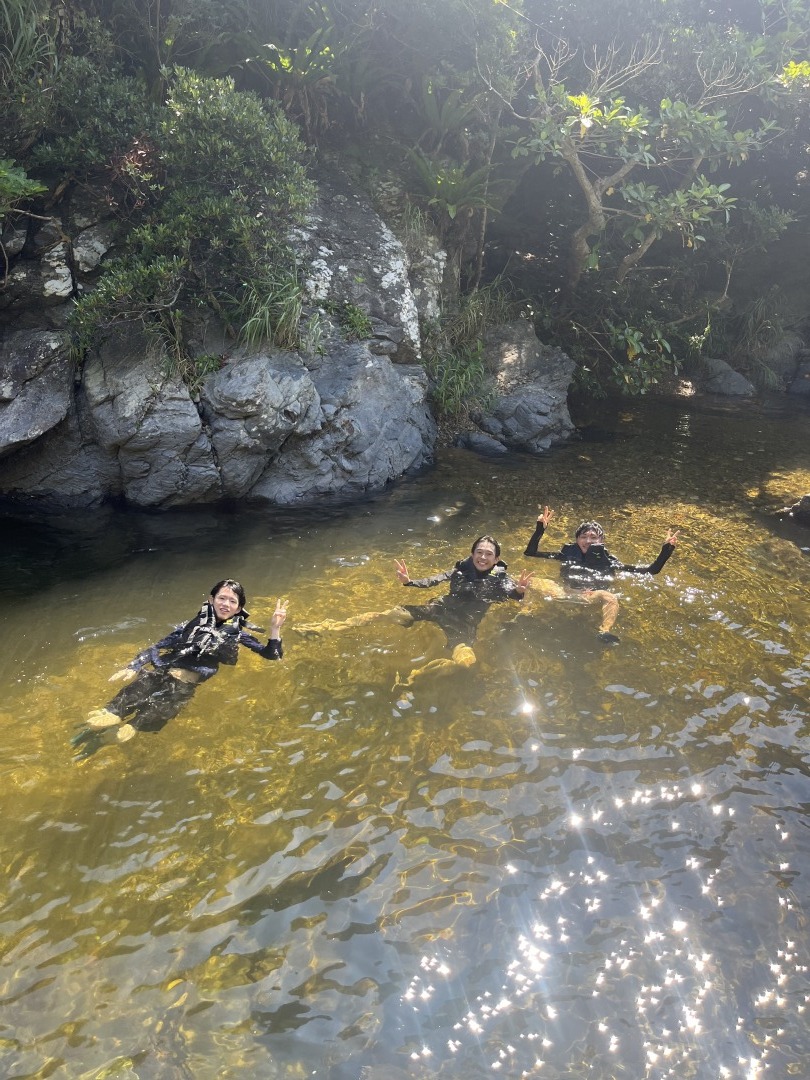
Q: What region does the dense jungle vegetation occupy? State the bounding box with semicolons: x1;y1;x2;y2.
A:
2;0;809;401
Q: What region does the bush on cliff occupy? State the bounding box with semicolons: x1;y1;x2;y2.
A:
70;68;316;375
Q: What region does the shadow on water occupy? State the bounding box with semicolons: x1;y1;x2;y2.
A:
0;396;809;1079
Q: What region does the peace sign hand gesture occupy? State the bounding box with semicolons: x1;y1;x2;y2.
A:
537;505;555;527
270;599;288;636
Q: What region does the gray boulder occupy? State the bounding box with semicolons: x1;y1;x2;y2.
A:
82;329;222;507
454;431;509;455
461;319;576;453
0;329;73;458
699;357;756;396
294;171;434;362
199;349;322;497
0;400;119;510
250;340;436;504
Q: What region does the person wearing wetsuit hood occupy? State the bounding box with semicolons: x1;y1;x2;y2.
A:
297;536;533;690
524;507;678;643
72;580;287;754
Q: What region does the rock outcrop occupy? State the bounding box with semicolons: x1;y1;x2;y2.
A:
696;356;756;397
0;171;579;511
456;319;576;454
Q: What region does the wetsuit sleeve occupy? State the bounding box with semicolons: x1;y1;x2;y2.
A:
524;523;562;560
239;631;284;660
128;626;185;671
404;569;454;588
619;542;676;575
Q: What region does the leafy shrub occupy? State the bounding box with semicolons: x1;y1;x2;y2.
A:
70;69;316;383
30;57;157;172
0;157;45;218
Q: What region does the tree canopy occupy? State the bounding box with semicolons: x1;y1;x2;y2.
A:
2;0;809;394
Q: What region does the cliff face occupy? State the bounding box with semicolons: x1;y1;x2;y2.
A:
0;167;576;511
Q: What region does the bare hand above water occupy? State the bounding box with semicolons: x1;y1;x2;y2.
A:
537;505;555;527
270;599;288;636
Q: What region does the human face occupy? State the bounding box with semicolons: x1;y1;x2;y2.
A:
576;528;604;553
472;542;499;572
211;586;242;621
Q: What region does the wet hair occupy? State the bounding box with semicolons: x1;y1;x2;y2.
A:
471;534;501;558
210;578;246;608
575;521;605;540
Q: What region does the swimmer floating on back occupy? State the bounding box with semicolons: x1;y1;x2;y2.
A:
297;535;533;691
524;506;678;644
72;580;287;756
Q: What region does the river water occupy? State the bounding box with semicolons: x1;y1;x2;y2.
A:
1;395;809;1080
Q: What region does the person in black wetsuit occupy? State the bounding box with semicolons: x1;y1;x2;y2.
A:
524;506;678;643
297;536;533;689
72;580;287;752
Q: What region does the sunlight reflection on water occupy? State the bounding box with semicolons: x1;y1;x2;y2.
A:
1;396;809;1079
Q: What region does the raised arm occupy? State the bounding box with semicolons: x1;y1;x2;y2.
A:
525;505;560;559
621;529;679;575
242;599;287;660
396;557;453;589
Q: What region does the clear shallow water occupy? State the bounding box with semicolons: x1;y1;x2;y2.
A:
1;396;809;1079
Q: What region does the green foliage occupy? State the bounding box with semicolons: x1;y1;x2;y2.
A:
69;254;187;358
2;0;806;408
425;342;489;419
242;23;343;142
159;69;314;206
0;0;53;156
515;82;768;287
441;280;519;348
405;148;501;224
80;0;256;95
531;270;683;397
780;59;810;87
70;69;315;382
416;78;477;152
422;282;518;418
0;157;45;218
601;320;675;394
169;352;223;396
0;0;53;78
323;300;373;341
237;263;305;349
299;309;325;356
30;57;157;171
1;14;142;163
726;288;790;389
